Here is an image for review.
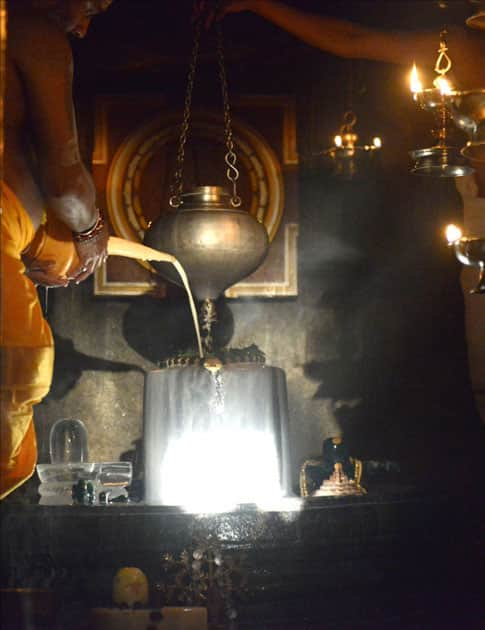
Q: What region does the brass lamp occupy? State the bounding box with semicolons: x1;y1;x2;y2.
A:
446;224;485;294
409;32;474;177
324;110;382;178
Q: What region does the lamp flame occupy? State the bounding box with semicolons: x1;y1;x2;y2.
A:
334;134;343;147
410;63;423;94
372;136;382;148
433;75;453;95
446;224;462;243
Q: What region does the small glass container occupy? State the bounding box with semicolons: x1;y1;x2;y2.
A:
49;418;89;464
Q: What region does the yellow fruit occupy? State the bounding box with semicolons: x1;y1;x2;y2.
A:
112;567;149;607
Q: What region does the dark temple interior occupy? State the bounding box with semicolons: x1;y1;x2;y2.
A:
1;1;485;628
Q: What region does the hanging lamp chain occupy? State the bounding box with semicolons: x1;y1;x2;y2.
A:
169;7;242;209
169;16;202;208
216;21;241;207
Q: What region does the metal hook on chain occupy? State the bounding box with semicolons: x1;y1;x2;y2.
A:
434;28;452;77
225;155;241;207
340;110;357;135
216;21;241;207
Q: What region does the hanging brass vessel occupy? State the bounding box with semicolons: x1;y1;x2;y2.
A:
144;186;269;300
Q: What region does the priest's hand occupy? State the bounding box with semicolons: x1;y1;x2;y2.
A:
23;258;70;288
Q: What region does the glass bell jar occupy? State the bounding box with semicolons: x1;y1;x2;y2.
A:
49;418;89;464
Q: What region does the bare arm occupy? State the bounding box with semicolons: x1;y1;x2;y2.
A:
10;12;108;282
10;12;97;233
217;1;485;88
224;0;418;62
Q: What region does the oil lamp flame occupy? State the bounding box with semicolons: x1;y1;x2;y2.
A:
410;63;423;95
372;136;382;148
334;134;343;147
446;224;462;244
433;75;453;96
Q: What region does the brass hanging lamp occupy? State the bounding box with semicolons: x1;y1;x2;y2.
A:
324;110;381;178
319;61;382;178
409;30;474;177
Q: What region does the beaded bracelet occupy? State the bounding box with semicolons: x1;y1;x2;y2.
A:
72;209;105;242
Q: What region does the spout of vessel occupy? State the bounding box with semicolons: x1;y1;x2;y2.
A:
107;236;176;264
203;357;223;373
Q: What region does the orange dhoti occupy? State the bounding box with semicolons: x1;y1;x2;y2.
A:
0;183;54;499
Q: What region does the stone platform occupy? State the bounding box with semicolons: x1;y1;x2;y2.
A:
1;485;484;629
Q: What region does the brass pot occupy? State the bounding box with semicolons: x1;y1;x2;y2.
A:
144;186;269;300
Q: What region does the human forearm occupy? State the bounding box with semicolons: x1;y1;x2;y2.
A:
247;1;371;57
39;160;99;233
40;160;109;283
227;0;435;66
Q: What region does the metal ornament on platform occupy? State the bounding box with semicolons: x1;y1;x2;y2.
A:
299;437;366;498
409;30;474;177
144;16;269;354
323;110;382;178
